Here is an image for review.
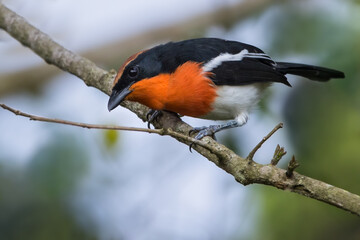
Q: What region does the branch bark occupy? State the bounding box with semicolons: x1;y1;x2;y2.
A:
1;3;359;216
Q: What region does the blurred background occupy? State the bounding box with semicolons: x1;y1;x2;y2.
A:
1;0;360;239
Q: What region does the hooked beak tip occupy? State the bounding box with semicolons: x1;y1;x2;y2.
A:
107;101;116;112
107;85;133;112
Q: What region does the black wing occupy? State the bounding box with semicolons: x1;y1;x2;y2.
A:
134;38;343;86
154;38;290;86
211;58;290;86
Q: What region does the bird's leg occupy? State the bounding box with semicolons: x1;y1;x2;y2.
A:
146;109;162;129
190;120;241;140
189;113;248;151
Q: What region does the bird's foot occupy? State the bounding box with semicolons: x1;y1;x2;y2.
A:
189;125;218;141
188;120;243;152
188;125;219;152
146;110;162;129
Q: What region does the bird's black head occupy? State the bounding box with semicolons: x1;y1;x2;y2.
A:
107;49;162;111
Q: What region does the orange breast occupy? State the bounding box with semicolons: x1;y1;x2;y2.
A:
166;62;217;117
127;73;169;110
127;62;217;117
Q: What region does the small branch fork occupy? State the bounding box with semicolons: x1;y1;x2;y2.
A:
1;2;360;217
245;124;300;178
246;123;299;178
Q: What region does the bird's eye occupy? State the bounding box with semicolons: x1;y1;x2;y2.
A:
128;66;139;78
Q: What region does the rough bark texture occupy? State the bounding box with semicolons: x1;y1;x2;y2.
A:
1;3;359;216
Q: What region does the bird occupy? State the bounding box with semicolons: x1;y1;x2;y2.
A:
108;38;344;143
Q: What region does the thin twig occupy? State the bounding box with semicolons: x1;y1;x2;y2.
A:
247;123;283;160
0;103;162;134
1;103;212;150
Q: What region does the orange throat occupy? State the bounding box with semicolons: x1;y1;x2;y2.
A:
126;62;217;117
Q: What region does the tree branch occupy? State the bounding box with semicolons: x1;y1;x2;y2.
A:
1;3;359;216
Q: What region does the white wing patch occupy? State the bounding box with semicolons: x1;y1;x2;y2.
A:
243;52;276;65
202;49;276;72
202;49;249;72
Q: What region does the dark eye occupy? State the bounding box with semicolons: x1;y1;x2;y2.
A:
128;66;139;78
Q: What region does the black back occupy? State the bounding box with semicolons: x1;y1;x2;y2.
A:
114;38;343;91
147;38;289;86
154;38;264;73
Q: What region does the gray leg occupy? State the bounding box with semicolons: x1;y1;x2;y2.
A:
189;113;248;152
190;120;240;140
190;112;249;140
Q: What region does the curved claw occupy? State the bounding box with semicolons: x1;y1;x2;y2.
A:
146;110;155;121
188;120;243;152
146;110;162;129
188;126;218;152
188;126;207;136
189;126;218;140
189;142;195;153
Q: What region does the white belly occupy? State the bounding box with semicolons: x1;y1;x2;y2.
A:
201;83;269;121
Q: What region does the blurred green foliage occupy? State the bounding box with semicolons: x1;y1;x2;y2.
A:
253;2;360;240
0;134;94;240
103;129;119;151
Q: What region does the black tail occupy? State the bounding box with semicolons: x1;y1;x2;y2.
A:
276;62;345;82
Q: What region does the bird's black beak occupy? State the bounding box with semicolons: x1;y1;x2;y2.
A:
107;83;134;111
